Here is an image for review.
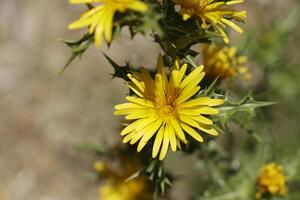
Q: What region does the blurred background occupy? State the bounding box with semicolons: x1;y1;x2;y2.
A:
0;0;299;200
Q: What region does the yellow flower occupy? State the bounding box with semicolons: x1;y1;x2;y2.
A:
255;163;288;199
115;56;224;160
94;148;151;200
94;161;106;173
99;178;149;200
68;0;148;47
202;44;250;81
173;0;247;43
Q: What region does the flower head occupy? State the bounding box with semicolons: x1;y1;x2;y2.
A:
115;56;224;160
69;0;148;47
99;179;149;200
94;148;151;200
173;0;247;43
202;44;250;81
255;163;288;199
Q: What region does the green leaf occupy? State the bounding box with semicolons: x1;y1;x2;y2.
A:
183;55;198;68
218;93;276;125
125;170;142;183
60;34;93;73
201;77;220;97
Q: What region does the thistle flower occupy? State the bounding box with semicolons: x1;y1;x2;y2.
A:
99;179;149;200
95;163;150;200
68;0;148;47
173;0;247;43
94;149;151;200
202;44;250;81
115;56;224;160
255;163;288;199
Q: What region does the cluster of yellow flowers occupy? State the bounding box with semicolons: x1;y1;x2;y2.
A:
64;0;295;199
201;44;251;81
255;163;288;199
67;0;252;161
66;0;291;199
69;0;246;46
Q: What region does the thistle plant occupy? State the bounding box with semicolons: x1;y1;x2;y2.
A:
61;0;299;199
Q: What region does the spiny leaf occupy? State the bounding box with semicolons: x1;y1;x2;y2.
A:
125;170;142;183
60;34;93;73
202;77;220;97
103;54;130;81
218;93;276;125
183;55;198;68
160;181;165;196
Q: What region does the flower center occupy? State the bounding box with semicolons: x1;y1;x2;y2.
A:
156;105;175;119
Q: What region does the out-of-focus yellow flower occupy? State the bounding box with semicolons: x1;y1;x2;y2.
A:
94;148;151;200
94;161;106;173
173;0;246;43
202;44;250;81
99;178;149;200
255;163;288;199
115;56;224;160
68;0;148;47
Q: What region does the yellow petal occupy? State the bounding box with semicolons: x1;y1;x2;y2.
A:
128;74;145;93
126;96;154;107
137;120;163;152
103;9;114;42
134;117;157;132
177;64;188;83
198;126;219;136
226;0;244;5
115;103;142;110
168;124;177;152
191;115;213;125
125;109;152;120
215;25;229;44
120;120;142;136
221;18;243;33
197;107;219;115
178;97;224;108
128;82;144;97
179;65;204;89
130;123;153;145
159;127;169;160
152;124;164;158
94;25;104;47
170;118;187;143
127;2;148;13
122;131;136;143
175;86;200;104
180;122;204;143
177;108;203;116
178;114;200;129
68;18;93;29
183;13;191;20
114;107;147;116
